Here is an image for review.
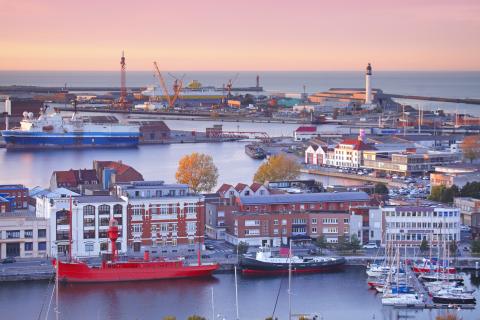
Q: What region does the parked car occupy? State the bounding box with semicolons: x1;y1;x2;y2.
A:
1;257;16;264
205;244;215;250
362;243;378;249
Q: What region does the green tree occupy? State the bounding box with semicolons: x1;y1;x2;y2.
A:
175;153;219;193
163;317;176;320
460;181;480;199
449;241;458;257
349;234;361;253
253;154;301;184
420;238;429;254
472;239;480;255
236;241;249;255
315;235;328;254
429;185;446;202
429;185;459;203
374;182;389;195
187;316;206;320
337;236;348;252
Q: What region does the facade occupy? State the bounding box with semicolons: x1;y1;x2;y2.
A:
0;212;48;259
383;206;460;247
35;188;128;258
294;126;317;141
330;135;375;168
223;192;370;246
305;145;328;166
114;181;204;254
363;150;461;176
93;160;144;190
349;206;383;245
430;165;480;190
454;197;480;226
50;169;99;192
0;184;29;212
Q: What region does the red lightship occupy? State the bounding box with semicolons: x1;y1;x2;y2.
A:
55;218;219;283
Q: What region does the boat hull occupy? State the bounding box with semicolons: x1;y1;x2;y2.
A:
240;256;345;275
1;131;139;149
57;260;219;283
432;296;476;305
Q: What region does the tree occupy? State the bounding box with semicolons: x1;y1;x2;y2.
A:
429;185;459;203
435;313;460;320
449;241;458;257
163;317;176;320
175;153;219;193
460;181;480;199
429;185;446;202
349;234;361;253
315;235;328;255
236;241;249;255
253;154;301;184
374;182;389;195
420;238;429;254
472;239;480;255
336;236;348;252
187;316;206;320
461;135;480;163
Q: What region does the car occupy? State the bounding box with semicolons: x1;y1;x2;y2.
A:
1;257;16;264
205;244;215;250
463;247;470;252
362;243;378;249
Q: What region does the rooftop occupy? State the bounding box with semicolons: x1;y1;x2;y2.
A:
239;191;369;205
75;195;125;204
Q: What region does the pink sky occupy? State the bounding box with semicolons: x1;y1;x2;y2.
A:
1;0;479;71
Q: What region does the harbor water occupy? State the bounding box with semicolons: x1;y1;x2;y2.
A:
1;266;479;320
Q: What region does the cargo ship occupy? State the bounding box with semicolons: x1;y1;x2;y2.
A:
1;110;140;149
245;144;267;159
240;246;345;275
55;218;219;283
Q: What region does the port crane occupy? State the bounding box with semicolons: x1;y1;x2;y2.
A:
224;73;239;98
153;62;183;109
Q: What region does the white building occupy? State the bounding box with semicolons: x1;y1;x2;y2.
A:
294;126;318;141
383;206;460;247
331;134;376;168
305;144;328;166
35;188;128;258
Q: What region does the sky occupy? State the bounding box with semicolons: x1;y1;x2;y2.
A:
0;0;479;71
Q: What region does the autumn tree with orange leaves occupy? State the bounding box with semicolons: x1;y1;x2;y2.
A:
175;153;219;193
253;154;301;184
462;135;480;163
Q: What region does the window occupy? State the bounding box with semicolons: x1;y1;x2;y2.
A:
24;242;33;251
244;229;260;235
312;218;317;224
343;218;349;223
6;230;20;239
322;218;337;224
99;231;108;238
133;224;142;233
99;217;110;226
311;227;317;233
273;219;279;225
24;230;33;238
133;208;142;216
85;243;94;252
113;204;123;215
83;205;95;216
38;242;46;251
100;242;108;251
38;229;46;238
84;230;95;239
98;205;110;215
56;210;69;225
187;222;197;233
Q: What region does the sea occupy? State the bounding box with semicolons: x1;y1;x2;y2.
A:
1;267;479;320
1;70;480;115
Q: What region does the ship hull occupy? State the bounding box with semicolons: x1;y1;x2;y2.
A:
240;256;345;275
57;260;219;283
1;131;139;149
432;296;476;305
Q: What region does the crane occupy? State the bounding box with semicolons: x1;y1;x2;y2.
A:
225;73;239;98
169;73;186;107
153;61;173;108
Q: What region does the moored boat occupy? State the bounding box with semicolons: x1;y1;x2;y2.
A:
240;246;345;275
55;218;219;283
244;144;267;159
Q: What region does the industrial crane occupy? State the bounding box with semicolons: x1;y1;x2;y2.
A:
225;73;239;98
152;62;183;109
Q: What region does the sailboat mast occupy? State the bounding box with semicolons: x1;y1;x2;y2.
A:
288;240;292;320
234;265;239;320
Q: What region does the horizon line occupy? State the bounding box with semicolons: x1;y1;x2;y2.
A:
1;69;480;73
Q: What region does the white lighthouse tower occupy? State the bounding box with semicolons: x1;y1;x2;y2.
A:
365;63;373;104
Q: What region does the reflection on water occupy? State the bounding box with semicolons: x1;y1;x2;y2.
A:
0;267;478;320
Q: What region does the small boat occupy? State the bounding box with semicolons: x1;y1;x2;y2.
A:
55;218;219;283
244;144;267;159
412;258;456;274
382;293;423;306
240;246;345;275
419;273;463;284
432;287;476;305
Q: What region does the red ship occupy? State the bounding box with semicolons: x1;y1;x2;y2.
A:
55;218;219;283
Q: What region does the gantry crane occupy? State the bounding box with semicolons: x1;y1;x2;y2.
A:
153;61;183;109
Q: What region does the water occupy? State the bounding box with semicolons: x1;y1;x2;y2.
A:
1;267;479;320
1;70;480;115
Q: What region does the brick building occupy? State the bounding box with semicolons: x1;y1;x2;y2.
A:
50;169;99;192
221;192;370;246
114;181;204;254
0;184;29;212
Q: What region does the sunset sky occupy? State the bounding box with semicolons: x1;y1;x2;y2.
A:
1;0;479;71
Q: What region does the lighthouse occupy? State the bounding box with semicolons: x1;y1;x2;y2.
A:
365;63;372;104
